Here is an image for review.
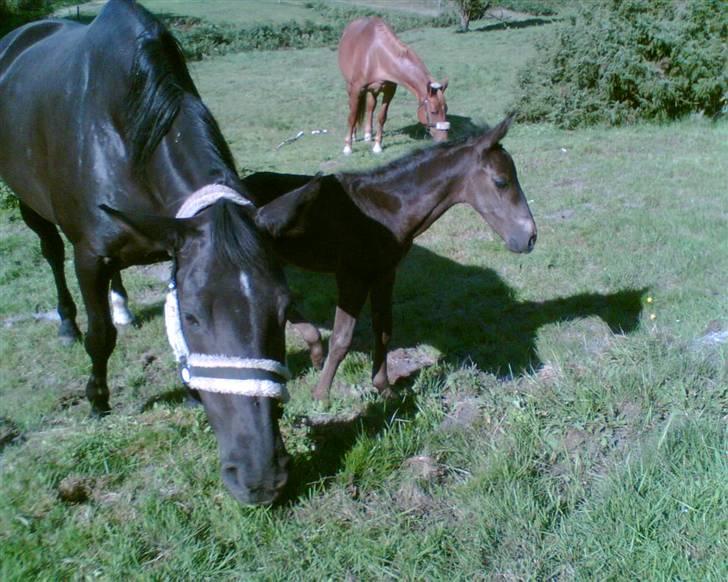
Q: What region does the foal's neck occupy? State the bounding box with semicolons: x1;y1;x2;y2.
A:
343;144;467;245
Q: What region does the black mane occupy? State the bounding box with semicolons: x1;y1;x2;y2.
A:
124;4;236;172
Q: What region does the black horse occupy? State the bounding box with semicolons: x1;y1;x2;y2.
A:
246;116;537;403
0;0;291;505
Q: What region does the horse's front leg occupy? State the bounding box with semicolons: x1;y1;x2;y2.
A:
288;305;324;369
371;269;396;398
313;275;369;402
373;83;397;154
343;86;364;155
74;250;117;416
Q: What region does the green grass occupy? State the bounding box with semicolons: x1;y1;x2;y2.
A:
1;6;727;580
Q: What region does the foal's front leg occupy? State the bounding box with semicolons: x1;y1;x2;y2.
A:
312;276;369;402
371;269;396;398
74;250;117;416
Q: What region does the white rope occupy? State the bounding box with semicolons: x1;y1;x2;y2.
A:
176;184;251;219
162;184;290;400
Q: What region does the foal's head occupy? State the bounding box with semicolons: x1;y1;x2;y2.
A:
418;79;449;142
461;115;537;253
103;201;291;505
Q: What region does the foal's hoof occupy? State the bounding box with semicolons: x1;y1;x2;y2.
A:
378;387;399;402
58;322;82;346
372;143;382;154
89;402;111;419
343;145;352;155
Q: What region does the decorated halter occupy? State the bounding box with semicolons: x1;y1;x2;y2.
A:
418;82;450;132
164;184;291;401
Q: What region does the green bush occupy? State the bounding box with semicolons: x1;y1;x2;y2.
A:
514;0;727;128
165;3;457;61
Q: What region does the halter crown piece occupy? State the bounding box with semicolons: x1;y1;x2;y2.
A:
164;184;291;401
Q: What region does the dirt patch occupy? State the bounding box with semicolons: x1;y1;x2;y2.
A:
58;475;95;504
387;347;438;385
439;397;483;431
0;417;21;451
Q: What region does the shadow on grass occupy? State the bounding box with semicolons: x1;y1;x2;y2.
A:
471;17;556;33
398;114;482;142
281;390;420;504
287;244;646;379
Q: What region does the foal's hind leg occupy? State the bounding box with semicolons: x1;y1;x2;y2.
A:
18;202;81;344
74;249;117;416
370;269;396;399
110;271;134;326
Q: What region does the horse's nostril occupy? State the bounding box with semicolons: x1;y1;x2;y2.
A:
528;233;537;251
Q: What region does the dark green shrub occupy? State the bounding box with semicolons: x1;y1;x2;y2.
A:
495;0;561;16
514;0;727;128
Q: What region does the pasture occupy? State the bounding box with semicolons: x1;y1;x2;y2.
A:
1;1;726;579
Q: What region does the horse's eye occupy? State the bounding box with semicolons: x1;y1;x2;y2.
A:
494;178;509;189
184;313;200;327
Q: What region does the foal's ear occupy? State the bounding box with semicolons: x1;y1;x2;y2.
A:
254;174;323;238
480;112;515;150
99;204;194;253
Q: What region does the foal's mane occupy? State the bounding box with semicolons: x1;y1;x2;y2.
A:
342;131;484;189
124;4;236;172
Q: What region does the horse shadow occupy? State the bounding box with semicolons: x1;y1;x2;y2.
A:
286;243;646;379
398;114;482;142
471;17;555;33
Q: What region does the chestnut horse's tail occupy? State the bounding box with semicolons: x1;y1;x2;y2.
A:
354;90;367;130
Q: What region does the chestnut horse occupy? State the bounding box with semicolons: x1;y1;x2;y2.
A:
0;0;292;505
338;17;449;155
245;115;536;403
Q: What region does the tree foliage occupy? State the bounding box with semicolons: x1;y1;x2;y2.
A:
515;0;727;128
450;0;490;32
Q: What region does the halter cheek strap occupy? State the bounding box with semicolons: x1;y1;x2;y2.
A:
163;184;291;401
418;97;450;132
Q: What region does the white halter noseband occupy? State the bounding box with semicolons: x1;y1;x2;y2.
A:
164;184;290;401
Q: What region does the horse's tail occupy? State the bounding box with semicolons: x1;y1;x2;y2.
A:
354;90;367;129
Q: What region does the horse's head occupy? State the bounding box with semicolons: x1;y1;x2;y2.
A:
419;79;449;142
461;114;537;253
101;200;291;505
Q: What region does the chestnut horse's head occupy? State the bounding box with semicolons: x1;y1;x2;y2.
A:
418;79;449;142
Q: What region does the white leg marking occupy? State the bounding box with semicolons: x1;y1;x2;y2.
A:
343;144;352;155
364;133;372;142
110;291;133;325
372;142;382;154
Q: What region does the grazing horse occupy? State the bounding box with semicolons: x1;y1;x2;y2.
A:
244;115;536;403
0;0;292;505
338;17;449;155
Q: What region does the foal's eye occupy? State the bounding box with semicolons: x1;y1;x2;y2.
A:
184;313;200;327
494;178;509;189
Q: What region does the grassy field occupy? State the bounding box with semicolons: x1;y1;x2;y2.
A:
1;2;727;580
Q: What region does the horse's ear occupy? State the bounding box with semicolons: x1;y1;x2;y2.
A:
480;113;515;150
440;77;449;92
254;174;323;238
99;204;193;253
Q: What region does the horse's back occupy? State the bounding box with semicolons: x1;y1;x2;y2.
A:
338;17;406;85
